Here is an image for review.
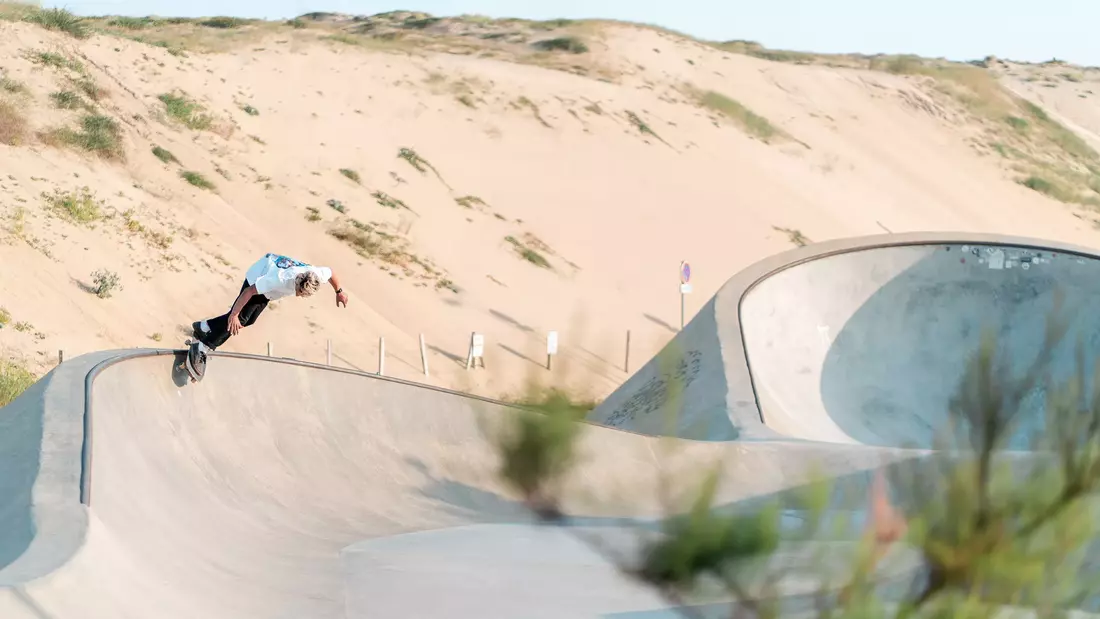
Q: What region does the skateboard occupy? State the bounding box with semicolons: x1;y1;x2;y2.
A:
179;338;207;383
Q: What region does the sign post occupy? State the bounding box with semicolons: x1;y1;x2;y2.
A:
466;332;485;370
679;261;692;330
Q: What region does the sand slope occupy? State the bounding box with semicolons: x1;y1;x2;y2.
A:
2;13;1099;400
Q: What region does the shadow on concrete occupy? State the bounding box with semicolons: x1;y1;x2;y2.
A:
403;455;659;531
169;350;191;388
0;376;47;576
12;589;57;619
333;353;365;372
405;448;954;615
642;313;677;334
815;245;1100;450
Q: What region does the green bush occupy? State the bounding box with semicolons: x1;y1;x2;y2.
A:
489;299;1100;616
0;359;35;407
158;92;212;130
50;114;124;160
532;36;589;54
199;16;247;29
152;145;178;164
180;170;215;190
24;8;89;39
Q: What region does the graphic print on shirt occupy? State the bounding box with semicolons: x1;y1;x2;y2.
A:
270;253;309;269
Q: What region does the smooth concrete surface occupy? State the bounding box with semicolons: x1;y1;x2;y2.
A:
0;350;909;618
340;523;926;619
740;241;1096;448
4;232;1096;617
589;232;1100;448
0;352;113;586
340;524;671;619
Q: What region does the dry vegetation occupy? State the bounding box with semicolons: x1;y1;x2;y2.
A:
489;304;1100;617
859;56;1100;207
1;6;619;80
158;91;214;131
0;98;28;145
327;217;456;292
0;357;35;407
1;6;1099;615
686;85;787;143
3;5;1094;212
0;2;1096;386
43;113;125;160
42;186;105;224
694;45;1100;207
665;37;1100;207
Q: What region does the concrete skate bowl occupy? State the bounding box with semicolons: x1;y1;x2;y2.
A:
576;232;1100;614
5;233;1094;618
0;348;921;619
589;232;1100;451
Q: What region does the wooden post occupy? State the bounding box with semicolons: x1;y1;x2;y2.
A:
267;342;272;357
419;333;429;377
624;330;631;373
546;330;558;371
326;339;332;365
58;349;64;364
379;337;386;375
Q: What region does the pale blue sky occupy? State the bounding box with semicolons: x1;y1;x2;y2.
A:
43;0;1099;66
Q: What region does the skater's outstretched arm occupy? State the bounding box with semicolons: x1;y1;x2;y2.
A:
228;284;257;335
328;270;348;307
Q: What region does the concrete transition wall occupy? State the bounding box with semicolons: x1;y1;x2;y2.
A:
3;232;1097;618
0;348;897;618
588;232;1100;450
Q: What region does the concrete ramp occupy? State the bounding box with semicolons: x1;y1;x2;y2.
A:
589;233;1100;450
741;241;1096;449
6;232;1089;616
0;349;904;618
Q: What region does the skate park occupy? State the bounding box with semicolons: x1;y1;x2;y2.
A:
2;231;1098;618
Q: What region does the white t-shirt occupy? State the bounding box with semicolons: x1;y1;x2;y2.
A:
245;253;332;301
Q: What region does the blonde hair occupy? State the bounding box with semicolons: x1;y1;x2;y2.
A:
295;271;322;297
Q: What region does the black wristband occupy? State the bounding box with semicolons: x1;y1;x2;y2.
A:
336;288;343;294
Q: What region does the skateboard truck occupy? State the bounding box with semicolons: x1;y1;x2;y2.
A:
180;338;207;383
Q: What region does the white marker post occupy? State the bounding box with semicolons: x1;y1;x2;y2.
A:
466;332;485;370
267;342;273;357
419;333;430;377
546;330;558;370
679;261;692;330
624;330;631;373
378;336;385;376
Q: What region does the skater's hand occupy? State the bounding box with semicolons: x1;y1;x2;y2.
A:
228;313;243;336
336;289;349;308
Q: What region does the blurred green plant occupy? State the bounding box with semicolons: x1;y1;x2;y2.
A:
488;289;1100;617
0;358;35;407
489;384;589;519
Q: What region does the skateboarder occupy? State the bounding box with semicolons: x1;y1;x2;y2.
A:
185;252;349;379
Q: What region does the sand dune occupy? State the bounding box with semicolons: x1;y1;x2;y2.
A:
2;8;1100;401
